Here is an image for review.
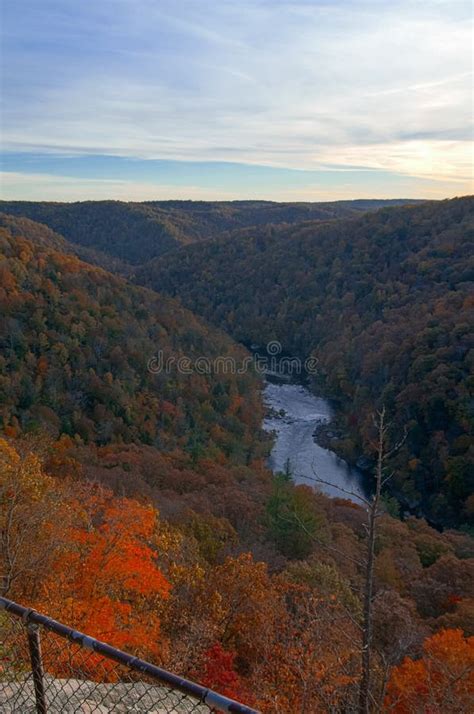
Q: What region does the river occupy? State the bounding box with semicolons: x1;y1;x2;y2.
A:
263;380;368;503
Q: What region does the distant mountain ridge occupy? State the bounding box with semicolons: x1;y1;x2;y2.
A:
0;198;422;266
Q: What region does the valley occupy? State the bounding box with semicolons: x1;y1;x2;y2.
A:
142;197;473;528
0;197;472;713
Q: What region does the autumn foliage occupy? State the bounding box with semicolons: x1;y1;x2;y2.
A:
146;197;474;528
384;628;474;713
1;435;473;710
0;200;473;711
198;643;243;700
40;496;170;657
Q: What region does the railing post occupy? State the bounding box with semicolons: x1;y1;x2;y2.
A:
26;622;47;714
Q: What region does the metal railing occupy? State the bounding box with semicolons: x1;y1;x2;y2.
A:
0;597;259;714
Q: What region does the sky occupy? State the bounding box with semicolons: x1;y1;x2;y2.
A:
1;0;472;202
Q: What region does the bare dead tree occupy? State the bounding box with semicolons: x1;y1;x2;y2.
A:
280;404;407;713
358;406;386;714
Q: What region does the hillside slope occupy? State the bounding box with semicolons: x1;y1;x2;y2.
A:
0;217;263;458
139;197;474;526
0;212;132;274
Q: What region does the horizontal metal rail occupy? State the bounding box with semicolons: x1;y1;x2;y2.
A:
0;596;259;714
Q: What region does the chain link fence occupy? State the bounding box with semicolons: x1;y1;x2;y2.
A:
0;597;259;714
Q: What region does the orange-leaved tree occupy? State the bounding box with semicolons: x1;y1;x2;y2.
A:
384;628;474;713
253;581;360;713
38;488;171;677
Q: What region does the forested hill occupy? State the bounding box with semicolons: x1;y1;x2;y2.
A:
139;197;474;527
0;213;72;253
0;212;130;274
0;216;263;458
0;198;420;266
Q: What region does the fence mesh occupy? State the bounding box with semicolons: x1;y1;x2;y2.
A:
0;602;257;713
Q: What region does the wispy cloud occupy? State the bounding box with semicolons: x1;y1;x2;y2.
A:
1;0;472;199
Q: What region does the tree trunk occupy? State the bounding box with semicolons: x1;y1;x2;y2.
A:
359;407;385;714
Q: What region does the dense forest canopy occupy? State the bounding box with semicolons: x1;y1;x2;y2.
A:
0;216;267;458
139;197;474;527
0;198;421;266
2;434;474;713
0;199;473;712
0;213;276;537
